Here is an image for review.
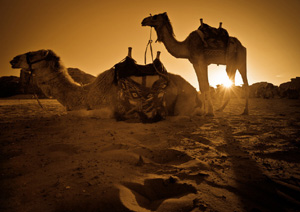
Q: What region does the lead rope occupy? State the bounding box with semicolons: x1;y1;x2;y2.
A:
31;74;45;110
144;27;169;82
144;27;154;64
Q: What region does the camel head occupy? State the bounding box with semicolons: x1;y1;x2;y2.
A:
10;49;58;71
141;12;169;28
142;12;174;42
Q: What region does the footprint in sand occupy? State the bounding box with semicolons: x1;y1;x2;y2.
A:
118;176;197;212
134;148;192;165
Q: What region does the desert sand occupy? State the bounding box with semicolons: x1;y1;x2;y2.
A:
0;97;300;212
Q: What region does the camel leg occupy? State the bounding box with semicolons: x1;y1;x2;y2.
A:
239;64;249;115
193;63;214;116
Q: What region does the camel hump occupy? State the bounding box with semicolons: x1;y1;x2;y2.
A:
198;19;229;49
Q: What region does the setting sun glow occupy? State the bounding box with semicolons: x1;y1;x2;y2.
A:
206;65;244;89
1;0;299;89
223;78;233;88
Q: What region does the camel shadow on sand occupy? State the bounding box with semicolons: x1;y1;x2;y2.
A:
214;115;300;211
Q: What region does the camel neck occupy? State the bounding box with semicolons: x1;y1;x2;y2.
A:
35;67;77;87
156;26;189;59
34;66;86;109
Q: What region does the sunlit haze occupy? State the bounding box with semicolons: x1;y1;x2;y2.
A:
1;0;300;89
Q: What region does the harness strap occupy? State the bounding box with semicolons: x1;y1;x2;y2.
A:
26;52;48;69
25;52;49;110
26;53;32;70
141;76;146;87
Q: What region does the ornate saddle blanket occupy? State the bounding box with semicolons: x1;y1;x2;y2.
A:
114;57;169;123
198;22;229;50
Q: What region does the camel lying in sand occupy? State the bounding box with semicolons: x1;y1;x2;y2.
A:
10;49;202;118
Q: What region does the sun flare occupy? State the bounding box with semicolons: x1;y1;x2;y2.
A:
206;65;245;89
223;78;233;88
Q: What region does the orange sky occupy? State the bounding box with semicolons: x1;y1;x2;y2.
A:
1;0;300;89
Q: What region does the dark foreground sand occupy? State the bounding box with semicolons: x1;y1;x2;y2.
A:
0;98;300;212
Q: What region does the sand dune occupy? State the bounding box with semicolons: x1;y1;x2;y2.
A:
0;98;300;212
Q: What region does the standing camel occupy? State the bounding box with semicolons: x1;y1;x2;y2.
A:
142;12;249;116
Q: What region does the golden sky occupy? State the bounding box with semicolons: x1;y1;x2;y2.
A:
1;0;300;88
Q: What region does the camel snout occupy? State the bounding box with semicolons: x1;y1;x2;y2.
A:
141;19;146;26
10;56;20;68
141;18;149;26
10;59;16;67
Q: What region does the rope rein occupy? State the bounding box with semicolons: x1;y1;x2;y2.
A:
31;75;45;110
144;27;169;82
144;27;154;64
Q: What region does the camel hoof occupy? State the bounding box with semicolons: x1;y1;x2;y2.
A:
216;108;223;112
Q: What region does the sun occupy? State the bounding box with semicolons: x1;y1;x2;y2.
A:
207;65;239;89
223;78;233;88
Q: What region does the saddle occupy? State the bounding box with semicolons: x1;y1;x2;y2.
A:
198;19;229;50
114;55;169;123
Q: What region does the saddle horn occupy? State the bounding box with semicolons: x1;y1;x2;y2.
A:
128;47;132;58
219;22;223;28
200;18;203;26
156;51;161;60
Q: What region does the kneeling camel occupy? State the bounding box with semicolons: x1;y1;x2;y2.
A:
10;49;202;118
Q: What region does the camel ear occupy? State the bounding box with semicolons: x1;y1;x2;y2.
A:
163;12;167;16
41;49;49;58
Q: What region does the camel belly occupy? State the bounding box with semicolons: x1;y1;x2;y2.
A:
204;49;227;65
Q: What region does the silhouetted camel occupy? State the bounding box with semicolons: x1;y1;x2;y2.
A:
142;12;249;115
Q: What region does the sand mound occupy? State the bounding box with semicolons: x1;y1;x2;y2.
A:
119;176;197;211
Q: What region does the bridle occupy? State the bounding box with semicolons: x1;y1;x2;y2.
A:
24;51;49;109
24;51;48;93
26;51;48;73
144;16;169;83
